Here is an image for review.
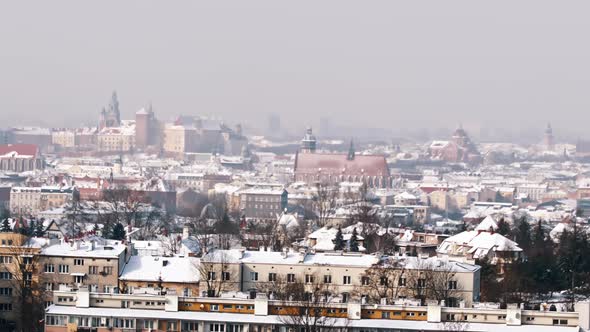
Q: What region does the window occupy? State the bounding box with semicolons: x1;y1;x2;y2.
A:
398;277;406;286
323;275;332;284
115;318;134;328
45;283;53;291
0;272;12;280
227;324;244;332
380;277;388;286
74;275;84;284
361;276;370;285
287;273;295;283
144;321;156;329
183;288;191;297
250;272;259;281
47;315;67;326
167;321;177;331
381;312;390;319
448;280;457;290
208;272;216;281
343;276;351;285
58;264;69;274
222;271;230;281
418;278;426;288
223;304;233;309
305;274;315;284
268;272;277;282
23;256;32;265
210;304;219;311
183;321;199;331
0;288;12;296
210;323;225;332
45;264;55;273
102;266;113;275
553;319;568;325
341;292;349;303
0;256;12;264
89;266;99;275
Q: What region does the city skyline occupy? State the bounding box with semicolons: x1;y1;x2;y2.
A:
2;1;590;134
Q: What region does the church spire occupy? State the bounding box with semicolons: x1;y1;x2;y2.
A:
347;139;355;160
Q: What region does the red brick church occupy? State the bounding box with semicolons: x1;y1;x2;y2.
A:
293;128;392;188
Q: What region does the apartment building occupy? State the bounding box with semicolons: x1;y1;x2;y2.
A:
51;130;77;148
238;187;288;220
97;121;136;153
45;288;587;332
39;238;129;300
202;249;481;307
9;186;75;215
119;256;200;297
0;232;46;331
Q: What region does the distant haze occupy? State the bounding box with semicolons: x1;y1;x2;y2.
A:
1;1;589;138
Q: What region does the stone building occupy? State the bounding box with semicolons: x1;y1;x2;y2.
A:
0;144;44;172
9;186;75;215
294;128;392;188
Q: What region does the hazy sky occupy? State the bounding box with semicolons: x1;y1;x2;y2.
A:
1;1;589;135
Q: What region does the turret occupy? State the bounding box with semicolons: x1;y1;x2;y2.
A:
300;127;317;153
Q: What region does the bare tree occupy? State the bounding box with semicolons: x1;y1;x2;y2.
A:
0;233;46;332
197;250;236;297
426;261;463;306
405;260;462;306
272;273;348;332
102;187;147;227
357;260;406;304
246;218;281;251
313;182;338;228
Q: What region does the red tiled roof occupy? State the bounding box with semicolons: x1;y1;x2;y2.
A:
295;152;389;177
0;144;38;156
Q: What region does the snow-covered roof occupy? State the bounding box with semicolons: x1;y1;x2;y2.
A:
41;238;127;258
203;249;378;268
438;230;522;259
474;215;499;232
120;256;199;283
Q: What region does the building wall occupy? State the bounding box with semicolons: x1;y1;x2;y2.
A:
239;192;286;219
0;233;42;330
97;133;135;152
10;187;73;215
120;280;199;297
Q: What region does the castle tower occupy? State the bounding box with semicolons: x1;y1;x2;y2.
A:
300;127;316;153
135;104;153;149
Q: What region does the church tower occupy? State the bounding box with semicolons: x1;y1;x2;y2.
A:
544;123;555;150
300;127;317;153
347;139;355;160
99;91;121;130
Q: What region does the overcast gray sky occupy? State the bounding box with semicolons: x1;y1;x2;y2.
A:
1;1;589;136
